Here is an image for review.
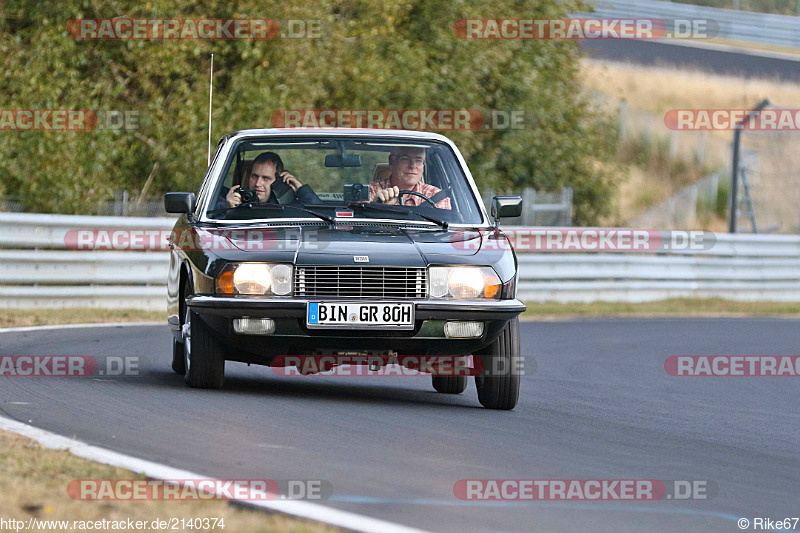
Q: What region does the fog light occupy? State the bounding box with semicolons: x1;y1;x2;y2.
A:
233;318;275;335
444;321;484;338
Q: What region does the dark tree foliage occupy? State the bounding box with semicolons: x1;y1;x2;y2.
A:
0;0;617;224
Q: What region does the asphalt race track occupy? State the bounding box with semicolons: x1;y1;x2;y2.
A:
581;39;800;81
1;319;798;532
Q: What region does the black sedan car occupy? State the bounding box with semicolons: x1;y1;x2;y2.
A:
165;129;525;409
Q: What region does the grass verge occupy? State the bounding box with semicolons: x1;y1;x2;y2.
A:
581;59;800;227
581;59;800;113
0;429;339;533
0;309;164;328
521;298;800;319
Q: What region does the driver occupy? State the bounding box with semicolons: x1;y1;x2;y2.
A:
369;147;451;209
226;151;319;208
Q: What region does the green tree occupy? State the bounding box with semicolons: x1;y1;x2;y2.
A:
0;0;617;224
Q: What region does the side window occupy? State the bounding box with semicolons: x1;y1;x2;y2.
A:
433;146;476;221
196;139;226;216
221;153;238;187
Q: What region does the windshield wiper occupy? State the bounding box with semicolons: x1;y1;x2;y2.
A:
347;202;449;229
286;205;336;224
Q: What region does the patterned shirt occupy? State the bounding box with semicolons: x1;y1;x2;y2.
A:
369;176;451;209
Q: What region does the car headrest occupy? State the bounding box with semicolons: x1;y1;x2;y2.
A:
372;163;391;183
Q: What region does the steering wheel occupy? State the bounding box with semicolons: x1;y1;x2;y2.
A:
397;190;437;208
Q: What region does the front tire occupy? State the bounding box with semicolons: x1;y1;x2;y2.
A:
475;318;521;410
181;278;225;389
171;337;186;374
172;276;189;375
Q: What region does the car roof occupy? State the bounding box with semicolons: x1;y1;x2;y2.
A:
224;128;455;143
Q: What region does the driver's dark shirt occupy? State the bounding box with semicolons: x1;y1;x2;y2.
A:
369;176;451;209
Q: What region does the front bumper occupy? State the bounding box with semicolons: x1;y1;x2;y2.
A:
181;296;525;361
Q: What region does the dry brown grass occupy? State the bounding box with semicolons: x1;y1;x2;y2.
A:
581;59;800;112
581;59;800;227
0;309;164;328
611;166;671;223
0;429;339;532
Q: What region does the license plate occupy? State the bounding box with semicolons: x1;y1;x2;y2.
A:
306;302;414;329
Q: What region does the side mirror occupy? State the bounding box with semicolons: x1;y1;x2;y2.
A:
491;195;522;223
164;192;196;214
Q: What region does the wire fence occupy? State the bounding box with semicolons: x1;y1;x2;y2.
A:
632;171;723;229
615;100;800;234
734;105;800;234
0;197;25;214
0;192;171;218
617;101;731;170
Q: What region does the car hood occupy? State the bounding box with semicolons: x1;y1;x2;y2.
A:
215;224;495;265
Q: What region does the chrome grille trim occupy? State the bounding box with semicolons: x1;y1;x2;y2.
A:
295;266;427;299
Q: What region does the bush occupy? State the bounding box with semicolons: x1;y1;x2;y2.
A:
0;0;617;224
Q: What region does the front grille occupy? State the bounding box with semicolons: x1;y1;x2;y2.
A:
295;266;427;299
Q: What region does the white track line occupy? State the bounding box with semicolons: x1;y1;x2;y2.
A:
0;322;163;333
0;322;431;533
0;417;429;533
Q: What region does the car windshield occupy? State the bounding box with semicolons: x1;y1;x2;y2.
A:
204;136;485;225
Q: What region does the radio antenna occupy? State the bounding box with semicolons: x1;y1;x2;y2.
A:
207;53;214;166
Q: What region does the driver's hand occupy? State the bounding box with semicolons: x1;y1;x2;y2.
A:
226;185;242;208
376;186;400;205
281;172;303;192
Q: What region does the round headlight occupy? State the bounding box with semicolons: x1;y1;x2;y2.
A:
270;264;293;296
448;268;485;299
429;267;450;298
233;264;272;294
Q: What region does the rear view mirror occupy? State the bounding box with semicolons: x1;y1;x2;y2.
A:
491;196;522;223
164;192;196;214
325;154;362;167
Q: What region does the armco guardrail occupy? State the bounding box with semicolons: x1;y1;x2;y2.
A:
1;214;800;309
0;213;174;310
580;0;800;49
0;212;176;249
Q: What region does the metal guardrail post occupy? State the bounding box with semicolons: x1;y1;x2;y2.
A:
729;99;769;233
